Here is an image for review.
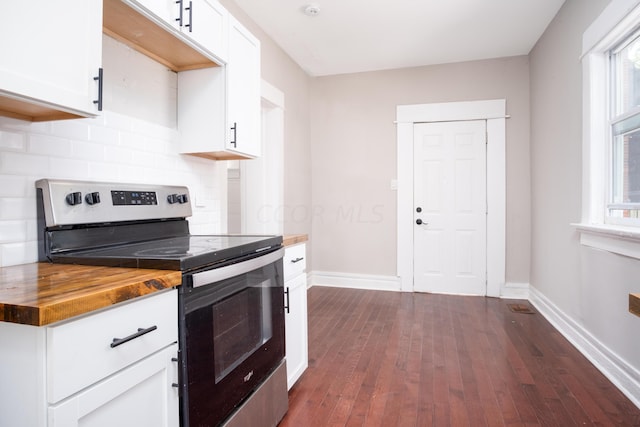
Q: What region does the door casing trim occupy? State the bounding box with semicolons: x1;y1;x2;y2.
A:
396;100;506;296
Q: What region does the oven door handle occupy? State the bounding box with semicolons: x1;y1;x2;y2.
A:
192;247;284;288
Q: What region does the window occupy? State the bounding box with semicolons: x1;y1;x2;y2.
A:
577;0;640;259
608;30;640;225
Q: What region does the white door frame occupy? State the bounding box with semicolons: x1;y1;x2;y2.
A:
396;100;506;297
240;79;285;234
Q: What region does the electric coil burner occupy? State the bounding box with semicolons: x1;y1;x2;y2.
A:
36;179;289;427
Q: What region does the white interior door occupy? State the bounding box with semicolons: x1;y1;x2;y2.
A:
413;120;487;295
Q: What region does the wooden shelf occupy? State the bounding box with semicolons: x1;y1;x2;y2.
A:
103;0;220;72
630;293;640;318
0;95;82;122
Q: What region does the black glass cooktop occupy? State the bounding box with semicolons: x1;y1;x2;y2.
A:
50;235;282;271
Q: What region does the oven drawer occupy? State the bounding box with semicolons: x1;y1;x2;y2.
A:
284;244;306;281
46;290;178;403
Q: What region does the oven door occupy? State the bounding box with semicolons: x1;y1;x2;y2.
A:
179;247;285;427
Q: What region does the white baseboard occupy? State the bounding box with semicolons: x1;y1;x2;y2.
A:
501;282;530;299
309;271;401;292
529;286;640;409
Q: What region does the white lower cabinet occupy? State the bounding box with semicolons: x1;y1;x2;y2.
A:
49;344;178;427
283;243;308;389
0;290;179;427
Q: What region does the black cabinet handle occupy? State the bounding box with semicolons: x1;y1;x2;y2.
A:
110;325;157;348
284;287;290;314
171;351;181;391
175;0;183;26
230;122;237;147
93;68;103;112
291;257;304;263
185;1;193;32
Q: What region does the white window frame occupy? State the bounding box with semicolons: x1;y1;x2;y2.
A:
576;0;640;259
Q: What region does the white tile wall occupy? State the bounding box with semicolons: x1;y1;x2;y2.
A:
0;110;225;267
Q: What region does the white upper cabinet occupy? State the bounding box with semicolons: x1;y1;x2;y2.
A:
183;0;229;62
0;0;103;121
178;17;261;160
226;15;261;158
118;0;228;64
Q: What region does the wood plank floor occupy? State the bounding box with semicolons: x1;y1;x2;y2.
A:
279;286;640;427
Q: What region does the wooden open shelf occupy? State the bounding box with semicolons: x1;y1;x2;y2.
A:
0;95;82;122
103;0;220;72
630;293;640;318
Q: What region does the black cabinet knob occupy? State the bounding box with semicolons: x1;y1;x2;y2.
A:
416;219;423;225
416;207;422;213
65;192;82;206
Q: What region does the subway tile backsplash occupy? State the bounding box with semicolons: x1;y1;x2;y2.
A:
0;110;225;267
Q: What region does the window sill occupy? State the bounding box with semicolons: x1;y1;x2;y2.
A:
572;223;640;260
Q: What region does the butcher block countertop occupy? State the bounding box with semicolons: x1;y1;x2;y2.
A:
0;263;182;327
283;234;308;247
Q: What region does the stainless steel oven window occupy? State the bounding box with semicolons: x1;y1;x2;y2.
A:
212;278;273;383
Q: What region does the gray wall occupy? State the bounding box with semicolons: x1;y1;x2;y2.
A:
221;3;531;284
530;0;640;379
309;58;531;282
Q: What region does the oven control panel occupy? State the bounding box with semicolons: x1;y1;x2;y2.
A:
36;179;193;227
111;190;158;206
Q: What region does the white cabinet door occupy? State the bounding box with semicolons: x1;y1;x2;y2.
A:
226;15;261;158
186;0;229;61
284;273;308;390
283;243;308;389
124;0;228;63
48;345;179;427
131;0;179;29
0;0;103;118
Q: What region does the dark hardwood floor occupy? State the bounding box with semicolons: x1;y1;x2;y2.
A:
279;286;640;427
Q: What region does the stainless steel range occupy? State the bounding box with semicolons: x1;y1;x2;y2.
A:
36;179;289;427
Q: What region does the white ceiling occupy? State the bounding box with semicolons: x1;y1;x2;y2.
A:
230;0;566;77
